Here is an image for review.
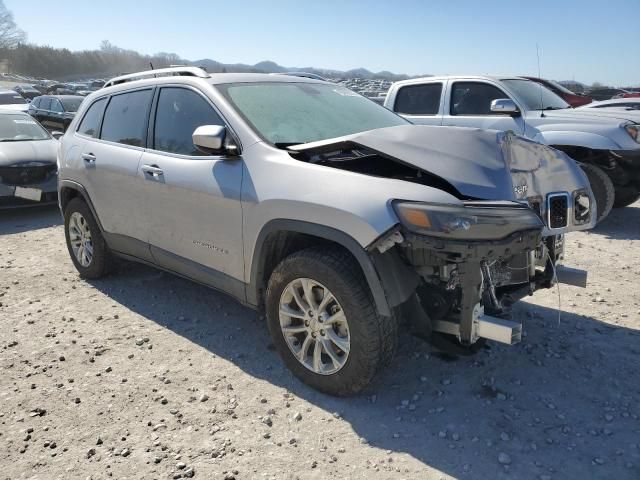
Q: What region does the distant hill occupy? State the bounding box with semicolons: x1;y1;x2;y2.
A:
0;41;423;82
190;58;415;81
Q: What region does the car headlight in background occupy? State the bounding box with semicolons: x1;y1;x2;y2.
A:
625;123;640;143
393;201;544;240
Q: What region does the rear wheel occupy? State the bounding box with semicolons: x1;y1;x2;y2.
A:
64;197;112;278
265;247;397;396
580;163;614;223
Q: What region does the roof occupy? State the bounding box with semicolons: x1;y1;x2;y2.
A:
206;73;324;85
391;75;527;86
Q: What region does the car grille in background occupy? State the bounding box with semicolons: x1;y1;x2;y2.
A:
547;193;569;229
0;164;56;186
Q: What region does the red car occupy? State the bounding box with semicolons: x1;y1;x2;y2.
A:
523;76;592;107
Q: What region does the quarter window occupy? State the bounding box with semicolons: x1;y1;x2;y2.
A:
77;97;107;138
451;82;510;115
394;83;442;115
153;87;224;156
100;89;153;147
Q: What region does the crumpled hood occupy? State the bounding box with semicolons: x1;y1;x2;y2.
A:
0;138;58;166
290;125;591;203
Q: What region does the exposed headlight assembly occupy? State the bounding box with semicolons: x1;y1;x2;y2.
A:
625;123;640;143
393;201;544;241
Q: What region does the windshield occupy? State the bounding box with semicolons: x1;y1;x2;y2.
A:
503;79;570;111
547;79;577;95
60;97;83;112
0;114;49;141
217;82;408;145
0;93;27;105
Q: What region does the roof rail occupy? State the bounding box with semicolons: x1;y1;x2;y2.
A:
103;66;209;88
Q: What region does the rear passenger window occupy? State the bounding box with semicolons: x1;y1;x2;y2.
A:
153;87;225;156
77;98;106;138
50;99;63;113
39;98;51;110
101;89;153;147
451;82;509;115
394;83;442;115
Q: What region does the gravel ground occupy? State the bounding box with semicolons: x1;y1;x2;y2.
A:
1;203;639;480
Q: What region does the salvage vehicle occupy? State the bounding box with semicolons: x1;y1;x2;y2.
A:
0;90;29;113
28;95;84;132
385;75;640;214
0;110;60;208
58;67;594;396
12;84;42;101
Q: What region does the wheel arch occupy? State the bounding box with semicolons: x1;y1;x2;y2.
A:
248;219;392;317
58;180;104;233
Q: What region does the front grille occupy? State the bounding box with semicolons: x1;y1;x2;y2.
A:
0;164;56;186
547;193;569;228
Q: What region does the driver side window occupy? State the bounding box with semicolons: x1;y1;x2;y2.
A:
153;87;225;156
451;82;510;115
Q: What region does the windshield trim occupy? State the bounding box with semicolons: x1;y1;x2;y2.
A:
215;81;409;147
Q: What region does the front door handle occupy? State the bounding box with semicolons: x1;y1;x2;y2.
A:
82;153;96;163
141;164;164;178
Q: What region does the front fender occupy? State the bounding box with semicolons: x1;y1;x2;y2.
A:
248;219;395;317
532;130;622;150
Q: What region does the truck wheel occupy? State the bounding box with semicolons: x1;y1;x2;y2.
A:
265;247;397;396
64;197;112;279
612;186;640;209
581;164;614;223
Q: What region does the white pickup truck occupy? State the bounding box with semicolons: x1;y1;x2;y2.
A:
385;76;640;221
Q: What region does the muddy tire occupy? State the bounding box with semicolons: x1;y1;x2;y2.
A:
581;163;615;223
265;247;397;396
612;185;640;209
64;197;112;279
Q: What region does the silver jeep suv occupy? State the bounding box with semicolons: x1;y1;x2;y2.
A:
58;67;595;396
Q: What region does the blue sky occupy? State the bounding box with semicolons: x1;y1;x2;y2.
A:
7;0;639;86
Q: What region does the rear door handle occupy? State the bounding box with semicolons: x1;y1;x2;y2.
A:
141;164;164;178
82;153;96;163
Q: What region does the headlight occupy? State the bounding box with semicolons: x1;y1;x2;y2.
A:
392;201;544;240
625;124;640;143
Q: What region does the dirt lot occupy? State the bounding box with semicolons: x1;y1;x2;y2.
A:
1;203;639;480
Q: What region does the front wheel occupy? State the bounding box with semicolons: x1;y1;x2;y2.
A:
612;185;640;209
265;247;397;396
580;163;615;223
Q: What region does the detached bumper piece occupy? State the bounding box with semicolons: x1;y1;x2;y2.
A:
433;311;523;346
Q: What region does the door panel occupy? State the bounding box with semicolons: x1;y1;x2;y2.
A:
80;140;149;249
140;86;245;289
140;151;245;284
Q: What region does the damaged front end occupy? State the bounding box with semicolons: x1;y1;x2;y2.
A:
368;201;568;352
289;125;594;351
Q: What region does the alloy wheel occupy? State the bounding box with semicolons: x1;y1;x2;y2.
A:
278;278;350;375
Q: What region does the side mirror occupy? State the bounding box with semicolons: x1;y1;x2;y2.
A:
193;125;226;154
51;131;64;140
193;125;240;156
491;98;520;115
